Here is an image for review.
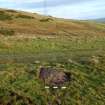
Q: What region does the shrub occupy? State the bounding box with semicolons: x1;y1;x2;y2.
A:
0;11;12;21
16;14;34;19
6;9;17;13
0;28;15;36
0;10;5;14
39;18;53;22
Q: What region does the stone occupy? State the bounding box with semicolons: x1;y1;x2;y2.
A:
39;67;71;87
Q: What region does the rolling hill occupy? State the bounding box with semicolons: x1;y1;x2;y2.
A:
0;8;105;105
93;18;105;23
0;8;105;38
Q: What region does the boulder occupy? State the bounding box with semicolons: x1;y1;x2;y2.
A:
39;67;71;87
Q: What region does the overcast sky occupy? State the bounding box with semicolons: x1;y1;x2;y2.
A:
0;0;105;19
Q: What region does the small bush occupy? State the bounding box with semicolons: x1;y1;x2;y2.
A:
6;9;17;13
0;28;15;36
0;10;5;14
16;14;34;19
0;12;12;21
39;18;53;22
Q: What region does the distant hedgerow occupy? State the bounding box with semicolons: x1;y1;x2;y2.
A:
0;28;15;36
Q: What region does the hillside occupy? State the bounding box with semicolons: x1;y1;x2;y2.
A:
0;8;105;105
93;18;105;23
0;8;105;38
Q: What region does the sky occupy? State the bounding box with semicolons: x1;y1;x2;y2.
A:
0;0;105;19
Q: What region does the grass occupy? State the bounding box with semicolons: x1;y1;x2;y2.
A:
0;28;15;36
0;8;105;105
15;14;35;19
5;9;18;13
0;36;105;105
0;37;105;55
0;11;12;20
0;54;105;105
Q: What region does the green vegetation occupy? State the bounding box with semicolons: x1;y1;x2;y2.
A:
0;28;15;36
6;9;18;13
0;37;105;105
0;11;12;20
0;8;105;105
39;18;53;22
16;14;35;19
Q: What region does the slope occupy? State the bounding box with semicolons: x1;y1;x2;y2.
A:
0;8;105;105
0;8;105;38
